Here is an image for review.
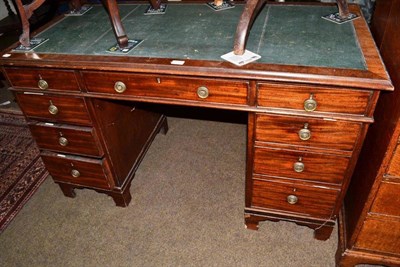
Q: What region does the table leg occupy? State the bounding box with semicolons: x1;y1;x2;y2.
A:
102;0;129;48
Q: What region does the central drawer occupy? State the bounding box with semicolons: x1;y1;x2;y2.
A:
251;178;340;219
82;71;249;105
253;146;349;184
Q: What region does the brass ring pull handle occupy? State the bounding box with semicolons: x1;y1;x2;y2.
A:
304;94;317;112
114;81;127;93
71;169;80;178
287;195;298;205
197;86;209;99
298;123;311;141
38;79;49;90
59;136;69;146
48;101;59;115
293;157;304;173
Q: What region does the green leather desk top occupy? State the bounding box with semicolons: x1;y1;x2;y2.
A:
33;4;365;70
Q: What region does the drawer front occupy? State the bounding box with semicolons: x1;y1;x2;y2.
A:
251;178;340;218
83;71;249;105
253;146;349;184
255;114;362;151
370;181;400;217
387;144;400;177
5;67;80;92
15;93;92;125
257;83;372;115
29;123;103;157
355;218;400;255
41;153;110;189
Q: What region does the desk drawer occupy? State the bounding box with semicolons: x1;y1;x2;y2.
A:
83;71;249;105
41;152;111;189
370;181;400;217
355;218;400;255
29;123;103;157
255;114;361;151
387;144;400;178
251;178;340;218
15;93;91;126
257;83;372;115
5;67;80;92
253;146;349;184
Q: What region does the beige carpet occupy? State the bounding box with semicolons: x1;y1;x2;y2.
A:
0;110;345;266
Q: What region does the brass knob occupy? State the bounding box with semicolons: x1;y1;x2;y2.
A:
48;103;59;115
71;169;80;178
287;195;298;205
114;81;126;93
293;157;304;172
298;123;311;141
59;136;68;146
38;79;49;90
304;94;317;112
197;86;209;99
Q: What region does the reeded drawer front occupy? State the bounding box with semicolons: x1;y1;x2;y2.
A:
15;93;91;125
255;114;361;151
387;144;400;177
83;71;249;105
370;181;400;217
257;82;372;115
253;146;349;184
41;152;110;189
5;67;80;92
355;218;400;255
29;123;103;157
251;178;340;218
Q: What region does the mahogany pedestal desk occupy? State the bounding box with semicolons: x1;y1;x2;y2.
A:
336;0;400;266
0;3;392;241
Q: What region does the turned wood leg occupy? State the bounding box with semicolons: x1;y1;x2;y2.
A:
314;225;334;241
233;0;266;55
336;0;350;18
110;189;132;207
14;0;46;47
102;0;129;48
58;183;77;198
149;0;162;10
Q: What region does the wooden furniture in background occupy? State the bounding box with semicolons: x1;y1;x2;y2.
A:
336;0;400;266
0;3;392;240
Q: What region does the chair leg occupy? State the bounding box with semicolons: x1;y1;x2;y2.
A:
102;0;129;48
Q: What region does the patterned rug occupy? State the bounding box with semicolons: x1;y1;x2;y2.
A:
0;110;48;233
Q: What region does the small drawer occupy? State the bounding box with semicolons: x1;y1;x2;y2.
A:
257;82;372;115
5;67;80;92
251;178;340;219
355;218;400;255
370;181;400;217
255;114;362;152
41;152;111;189
253;146;349;184
83;71;249;105
29;123;103;157
387;144;400;178
15;93;91;126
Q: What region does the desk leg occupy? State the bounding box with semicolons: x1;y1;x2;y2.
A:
102;0;129;48
58;183;77;198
